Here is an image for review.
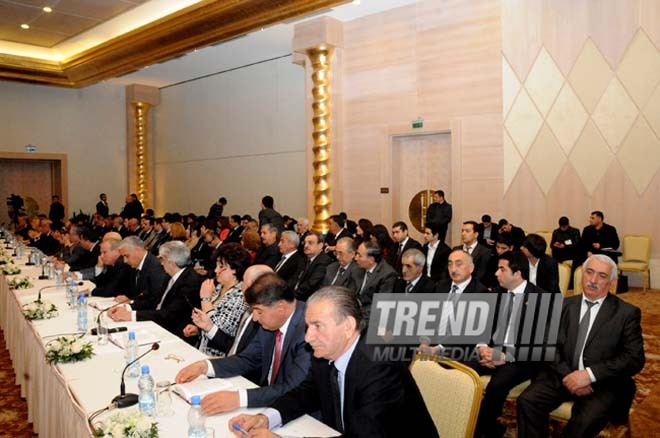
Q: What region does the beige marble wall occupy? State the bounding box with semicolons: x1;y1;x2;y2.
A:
502;0;660;262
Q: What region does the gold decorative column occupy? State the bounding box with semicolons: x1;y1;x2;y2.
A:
308;47;333;234
133;102;151;207
126;85;159;211
293;17;343;234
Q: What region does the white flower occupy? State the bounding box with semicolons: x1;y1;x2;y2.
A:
111;424;125;438
136;417;152;433
71;342;82;354
50;340;61;351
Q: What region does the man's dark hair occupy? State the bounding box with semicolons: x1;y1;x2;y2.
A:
591;211;604;220
262;196;274;209
305;232;326;245
155;217;164;225
496;232;514;247
434;190;445;198
463;220;479;234
482;214;492;223
231;214;241;224
245;273;295;306
219;197;227;204
171;212;182;224
558;216;569;227
522;234;547;259
362;240;383;263
424;222;440;237
241;214;252;221
80;227;99;243
339;212;348;220
498;250;529;280
99;193;106;199
392;221;408;232
144;216;155;226
330;214;345;228
498;218;510;227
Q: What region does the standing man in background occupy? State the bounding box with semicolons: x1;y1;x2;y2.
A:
425;189;452;243
96;193;109;217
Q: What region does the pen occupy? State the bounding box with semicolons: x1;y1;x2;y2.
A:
232;423;249;435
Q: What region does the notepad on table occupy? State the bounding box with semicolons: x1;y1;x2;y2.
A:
173;377;234;403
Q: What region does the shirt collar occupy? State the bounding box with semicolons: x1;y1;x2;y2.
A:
332;335;360;375
451;277;472;293
169;267;184;284
137;251;148;270
510;280;527;294
278;306;295;339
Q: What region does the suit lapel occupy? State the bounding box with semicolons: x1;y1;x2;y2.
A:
584;294;616;350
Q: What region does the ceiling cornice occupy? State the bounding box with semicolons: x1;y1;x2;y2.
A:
0;0;348;88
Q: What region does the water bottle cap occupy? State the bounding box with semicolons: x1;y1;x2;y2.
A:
78;292;85;298
141;365;150;374
191;395;201;405
128;331;135;340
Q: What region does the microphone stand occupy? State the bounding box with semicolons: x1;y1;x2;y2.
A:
112;343;160;408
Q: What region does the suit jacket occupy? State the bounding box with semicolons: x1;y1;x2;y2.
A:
224;226;245;244
91;258;133;297
96;200;109;217
423;241;451;283
436;277;488;295
32;233;60;256
69;242;100;272
206;315;262;384
477;223;499;248
294;252;333;301
394;237;423;273
271;335;439;438
534;254;560;295
550;294;644;417
211;301;312;407
134;267;203;339
258;208;284;231
355;261;397;319
255;243;280;269
321;261;361;293
275;250;306;289
393;274;437;294
325;228;352;248
454;243;492;282
127;252;170;308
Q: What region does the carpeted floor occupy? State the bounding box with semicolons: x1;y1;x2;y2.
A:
0;331;34;437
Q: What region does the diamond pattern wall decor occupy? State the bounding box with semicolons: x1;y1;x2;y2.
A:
504;88;543;158
502;55;521;118
643;83;660;138
617;116;660;194
568;120;613;194
591;77;639;152
524;47;564;116
617;30;660;108
503;129;523;193
525;124;566;194
568;39;613;113
546;83;588;155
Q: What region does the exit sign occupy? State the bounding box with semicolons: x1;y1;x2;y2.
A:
412;117;423;129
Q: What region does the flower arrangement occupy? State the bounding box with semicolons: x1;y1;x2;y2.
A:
2;263;21;275
0;253;12;265
23;299;58;320
8;276;33;289
93;410;158;438
45;336;93;364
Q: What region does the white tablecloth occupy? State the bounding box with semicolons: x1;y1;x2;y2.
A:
0;251;337;438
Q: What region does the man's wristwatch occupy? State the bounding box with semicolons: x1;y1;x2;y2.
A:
201;297;213;302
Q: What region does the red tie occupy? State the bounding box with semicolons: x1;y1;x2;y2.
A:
270;330;283;384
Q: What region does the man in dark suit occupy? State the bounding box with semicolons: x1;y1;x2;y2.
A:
258;195;284;231
324;214;352;255
550;216;580;263
471;251;553;438
114;236;169;308
31;218;60;256
96;193;109;217
454;220;492;283
109;241;202;339
125;217;142;237
48;195;65;226
517;255;644;437
224;215;245;244
175;273;312;414
422;222;451;283
295;217;311;253
229;285;439;437
577;210;620;263
294;233;333;301
255;223;281;269
90;239;133;297
274;231;306;289
120;193;144;220
392;221;423;274
322;237;360;293
394;249;437;294
477;214;499;250
69;227;100;272
498;219;525;249
354;241;397;320
425;189;452;243
522;234;560;295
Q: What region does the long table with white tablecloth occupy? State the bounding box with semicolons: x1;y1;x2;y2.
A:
0;251;337;437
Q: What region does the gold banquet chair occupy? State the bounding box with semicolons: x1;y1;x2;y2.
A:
535;230;553;256
618;234;651;291
558;262;571;296
409;356;482;438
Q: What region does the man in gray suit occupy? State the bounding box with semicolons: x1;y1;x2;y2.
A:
175;273;311;415
354;241;397;320
322;237;360;293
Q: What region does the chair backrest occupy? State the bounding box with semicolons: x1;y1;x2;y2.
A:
622;234;651;263
535;230;553;256
409;356;482;438
558;262;571;296
574;265;617;295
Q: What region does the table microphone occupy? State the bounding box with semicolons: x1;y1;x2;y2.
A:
95;293;143;328
112;342;160;408
37;282;82;300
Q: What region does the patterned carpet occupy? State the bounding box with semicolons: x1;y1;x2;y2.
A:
0;331;34;437
500;288;660;437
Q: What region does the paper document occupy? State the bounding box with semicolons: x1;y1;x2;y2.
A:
173;377;233;403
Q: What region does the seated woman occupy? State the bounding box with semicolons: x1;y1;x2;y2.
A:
183;243;251;357
241;230;261;263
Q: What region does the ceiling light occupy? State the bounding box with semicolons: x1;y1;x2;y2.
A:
352;0;361;4
20;24;29;29
43;6;52;13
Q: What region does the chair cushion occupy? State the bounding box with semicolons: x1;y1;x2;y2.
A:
618;261;648;271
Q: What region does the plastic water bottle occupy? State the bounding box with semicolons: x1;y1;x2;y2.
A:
77;293;87;332
69;280;78;308
126;332;140;378
55;266;63;287
187;395;206;438
138;365;156;416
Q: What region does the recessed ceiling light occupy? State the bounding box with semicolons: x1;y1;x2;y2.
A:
20;24;30;29
43;6;52;13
